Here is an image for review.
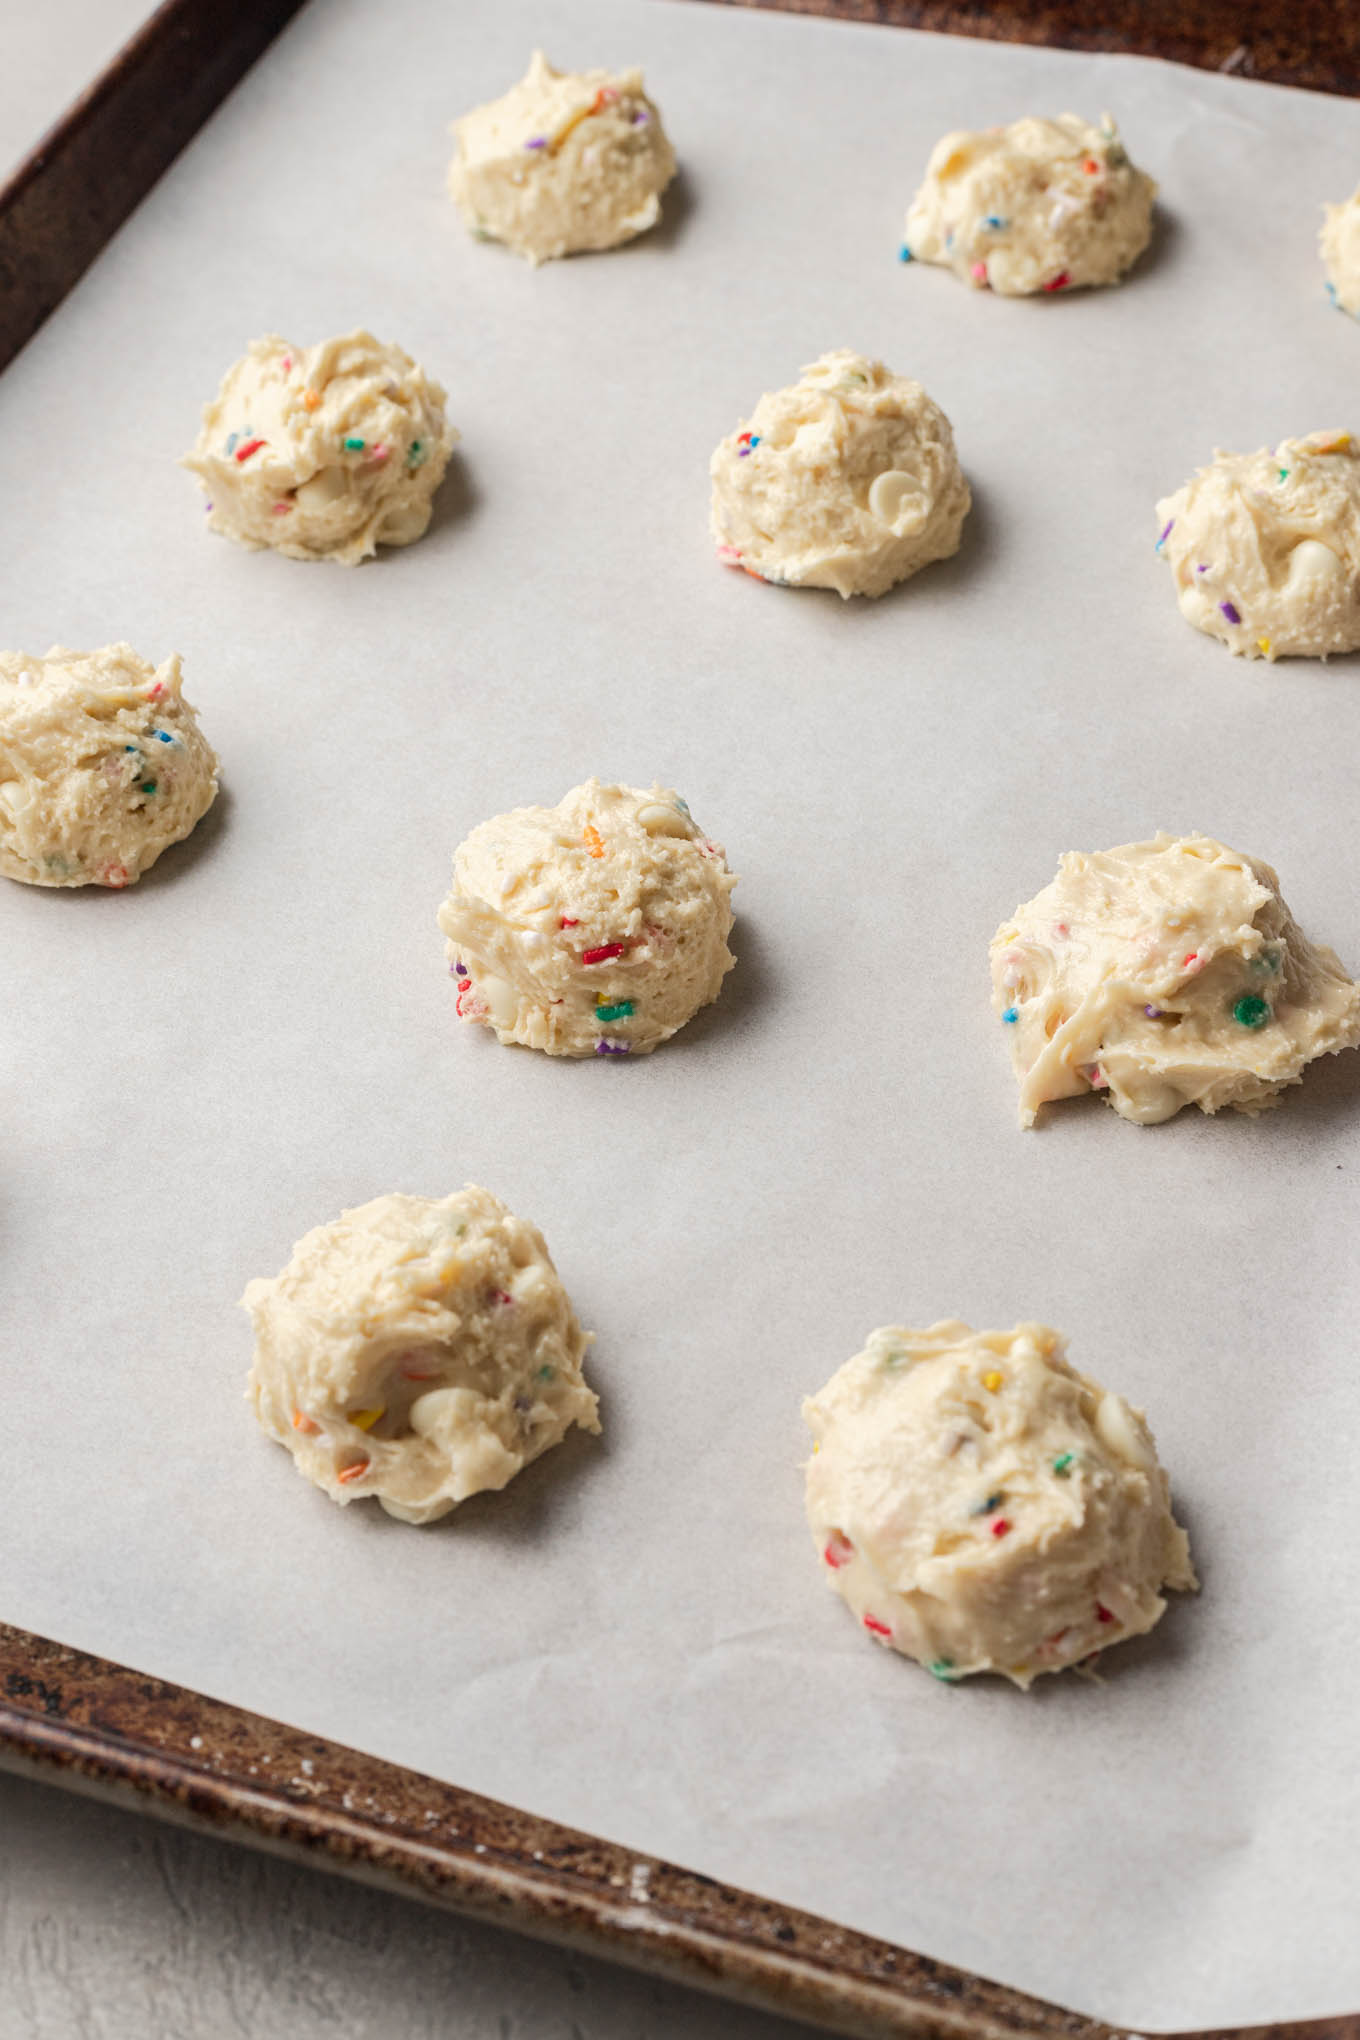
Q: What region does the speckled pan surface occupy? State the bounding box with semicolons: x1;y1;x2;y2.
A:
5;1;1360;2035
3;1624;1355;2040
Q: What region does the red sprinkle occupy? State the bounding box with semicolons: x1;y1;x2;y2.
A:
582;943;625;965
1082;156;1100;174
823;1531;853;1570
863;1614;892;1638
1096;1603;1115;1624
234;437;266;462
560;916;579;927
1042;271;1071;292
991;1518;1011;1538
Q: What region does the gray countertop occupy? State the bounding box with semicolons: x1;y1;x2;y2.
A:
0;1768;821;2039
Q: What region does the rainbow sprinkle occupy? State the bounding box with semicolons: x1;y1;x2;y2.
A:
595;1039;630;1056
1220;600;1242;624
408;441;427;468
1042;270;1071;292
982;1370;1003;1394
898;243;913;262
234;437;265;463
928;1659;958;1682
582;942;625;965
1052;1452;1074;1476
1001;1006;1018;1024
1155;518;1174;551
595;1001;634;1021
343;436;366;452
1233;994;1270;1029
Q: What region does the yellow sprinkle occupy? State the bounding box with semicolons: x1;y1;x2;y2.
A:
349;1407;384;1432
1311;431;1351;454
982;1370;1003;1393
1257;637;1272;657
302;388;322;410
812;1441;820;1454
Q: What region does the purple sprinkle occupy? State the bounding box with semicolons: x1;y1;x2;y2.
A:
1220;601;1242;624
1196;563;1209;574
595;1039;630;1056
632;109;649;125
525;136;547;150
1155;518;1174;549
1144;1005;1162;1018
454;962;467;977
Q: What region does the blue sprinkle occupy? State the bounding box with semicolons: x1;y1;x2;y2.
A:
226;432;238;455
1326;280;1339;305
749;434;761;448
1002;1006;1018;1024
155;730;175;744
898;243;913;263
945;230;954;249
982;213;1007;229
123;744;137;753
1155;517;1174;552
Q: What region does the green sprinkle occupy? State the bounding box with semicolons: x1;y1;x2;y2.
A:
536;1365;555;1381
407;440;428;468
1278;468;1290;483
970;1491;1003;1516
928;1659;959;1683
1052;1452;1074;1477
1233;995;1270;1030
595;1000;635;1022
343;436;366;452
140;780;156;794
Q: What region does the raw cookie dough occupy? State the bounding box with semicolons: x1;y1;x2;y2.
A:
244;1187;599;1524
183;331;455;564
437;778;736;1057
0;644;218;888
1320;187;1360;317
709;350;970;598
1155;431;1360;659
804;1321;1195;1687
902;113;1155;295
991;831;1360;1126
448;50;676;264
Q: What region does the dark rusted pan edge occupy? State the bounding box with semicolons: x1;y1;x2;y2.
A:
691;0;1360;98
0;0;308;375
2;1627;1358;2040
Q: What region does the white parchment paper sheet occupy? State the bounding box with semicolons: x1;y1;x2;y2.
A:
3;0;1360;2025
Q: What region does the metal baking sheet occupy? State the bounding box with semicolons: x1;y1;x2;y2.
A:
4;0;1360;2026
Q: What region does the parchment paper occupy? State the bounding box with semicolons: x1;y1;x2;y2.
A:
3;0;1360;2025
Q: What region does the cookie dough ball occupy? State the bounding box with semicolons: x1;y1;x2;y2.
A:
244;1188;599;1525
1321;187;1360;317
448;50;676;264
709;350;970;598
805;1323;1194;1687
184;331;455;565
991;832;1360;1127
902;114;1155;295
0;645;217;888
438;779;736;1058
1155;432;1360;660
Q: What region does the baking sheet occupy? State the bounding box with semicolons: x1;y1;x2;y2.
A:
4;0;1360;2025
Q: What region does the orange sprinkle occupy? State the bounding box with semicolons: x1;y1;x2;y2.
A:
292;1409;320;1435
302;388;322;410
1082;156;1100;174
583;823;605;858
337;1458;370;1484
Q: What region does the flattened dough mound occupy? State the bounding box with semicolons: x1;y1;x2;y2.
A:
438;778;736;1057
244;1188;599;1524
709;350;970;598
1155;431;1360;660
0;644;217;888
448;50;676;264
184;331;455;564
1321;187;1360;317
804;1320;1195;1687
991;832;1360;1127
903;113;1155;295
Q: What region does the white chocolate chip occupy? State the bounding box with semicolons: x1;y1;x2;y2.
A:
1094;1392;1155;1472
1285;538;1345;592
868;469;927;533
295;467;349;511
635;802;692;837
479;974;519;1029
